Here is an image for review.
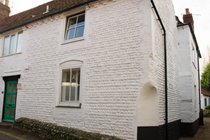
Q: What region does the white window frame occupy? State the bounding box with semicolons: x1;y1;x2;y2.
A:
65;12;85;41
57;60;83;108
61;68;80;102
2;31;23;56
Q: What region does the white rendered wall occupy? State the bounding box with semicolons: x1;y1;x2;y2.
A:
176;25;200;123
201;94;210;109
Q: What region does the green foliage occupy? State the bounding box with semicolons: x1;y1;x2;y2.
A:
205;105;210;110
201;63;210;89
204;109;210;117
204;105;210;117
14;118;122;140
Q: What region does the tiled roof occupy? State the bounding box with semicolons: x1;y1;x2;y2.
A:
0;0;95;33
202;88;210;97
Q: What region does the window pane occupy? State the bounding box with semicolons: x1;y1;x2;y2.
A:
66;28;75;40
16;32;23;53
68;17;77;29
62;69;70;82
61;69;70;102
77;15;85;26
77;85;80;101
75;26;84;38
3;36;10;56
70;87;76;101
71;69;80;101
65;14;85;40
10;35;16;54
61;86;70;102
205;99;207;106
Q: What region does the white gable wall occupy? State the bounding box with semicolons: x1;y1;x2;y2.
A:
177;25;200;123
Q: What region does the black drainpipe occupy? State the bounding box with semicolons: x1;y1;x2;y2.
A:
150;0;168;140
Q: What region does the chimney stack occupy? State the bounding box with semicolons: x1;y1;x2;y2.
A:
0;0;10;20
183;8;194;30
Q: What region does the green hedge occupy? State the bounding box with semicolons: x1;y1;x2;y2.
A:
204;109;210;117
205;105;210;110
204;105;210;117
14;118;122;140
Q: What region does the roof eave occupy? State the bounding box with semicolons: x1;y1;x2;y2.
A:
0;0;97;34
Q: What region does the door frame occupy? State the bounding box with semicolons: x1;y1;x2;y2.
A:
2;75;20;123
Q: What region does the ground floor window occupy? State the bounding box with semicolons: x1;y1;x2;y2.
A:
61;68;80;103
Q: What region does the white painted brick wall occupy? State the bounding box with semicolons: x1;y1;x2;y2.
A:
176;25;200;123
0;0;178;139
150;0;179;124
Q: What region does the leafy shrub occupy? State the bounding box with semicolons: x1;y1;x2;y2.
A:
201;64;210;89
205;105;210;110
14;118;122;140
204;109;210;117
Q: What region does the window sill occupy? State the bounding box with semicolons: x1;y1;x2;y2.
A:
56;102;81;108
0;52;22;58
61;37;84;45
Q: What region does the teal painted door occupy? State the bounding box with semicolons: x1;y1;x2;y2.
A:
3;81;17;123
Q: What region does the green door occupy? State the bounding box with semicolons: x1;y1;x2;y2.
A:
3;81;17;123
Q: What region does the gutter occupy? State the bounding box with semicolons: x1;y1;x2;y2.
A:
150;0;168;139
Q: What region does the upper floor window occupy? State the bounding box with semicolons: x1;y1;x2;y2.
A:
3;31;23;56
65;13;85;40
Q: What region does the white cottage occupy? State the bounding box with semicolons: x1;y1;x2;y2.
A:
201;89;210;109
0;0;201;140
176;9;202;136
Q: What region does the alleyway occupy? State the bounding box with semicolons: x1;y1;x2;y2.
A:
0;119;210;140
180;118;210;140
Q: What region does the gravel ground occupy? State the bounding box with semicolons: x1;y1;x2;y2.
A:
180;118;210;140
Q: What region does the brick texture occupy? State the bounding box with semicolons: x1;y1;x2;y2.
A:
0;0;179;139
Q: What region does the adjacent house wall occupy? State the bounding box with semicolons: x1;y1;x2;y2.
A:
177;25;200;136
201;94;210;109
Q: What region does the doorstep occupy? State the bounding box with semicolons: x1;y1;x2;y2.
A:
0;122;13;128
